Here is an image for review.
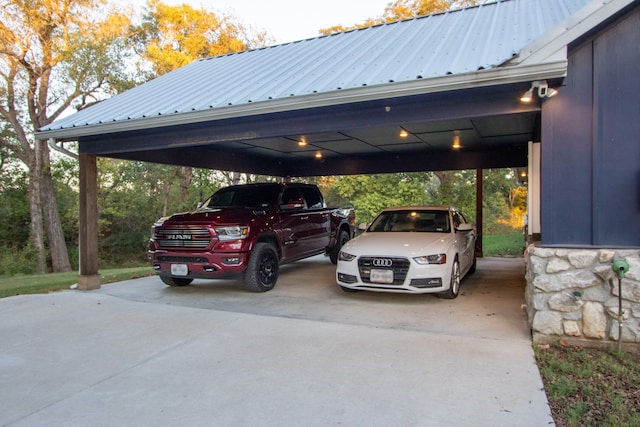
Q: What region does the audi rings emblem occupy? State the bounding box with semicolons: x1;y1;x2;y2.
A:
372;258;393;268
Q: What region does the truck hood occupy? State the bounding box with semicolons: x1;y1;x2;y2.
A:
159;207;268;226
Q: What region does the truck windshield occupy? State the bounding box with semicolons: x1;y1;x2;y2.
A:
203;185;282;208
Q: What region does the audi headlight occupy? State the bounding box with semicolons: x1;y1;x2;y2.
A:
338;251;356;262
214;225;249;241
413;254;447;265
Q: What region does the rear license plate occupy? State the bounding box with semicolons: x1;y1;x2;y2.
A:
170;264;188;276
370;269;394;284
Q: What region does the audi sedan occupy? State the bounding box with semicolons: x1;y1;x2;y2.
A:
336;206;476;298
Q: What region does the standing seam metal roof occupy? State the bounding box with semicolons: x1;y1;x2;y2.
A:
42;0;592;133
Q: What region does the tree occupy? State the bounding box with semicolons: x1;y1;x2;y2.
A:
129;1;273;211
131;0;271;77
333;173;433;224
0;0;137;273
320;0;479;34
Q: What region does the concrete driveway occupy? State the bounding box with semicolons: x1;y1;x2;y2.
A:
0;257;554;426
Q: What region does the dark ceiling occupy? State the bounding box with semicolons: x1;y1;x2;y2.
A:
81;82;541;177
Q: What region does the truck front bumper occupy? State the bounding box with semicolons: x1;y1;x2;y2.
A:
149;250;251;279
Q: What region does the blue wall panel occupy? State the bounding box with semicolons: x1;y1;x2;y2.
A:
542;5;640;247
541;43;594;245
592;9;640;246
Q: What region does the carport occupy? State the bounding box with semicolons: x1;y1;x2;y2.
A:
36;0;638;314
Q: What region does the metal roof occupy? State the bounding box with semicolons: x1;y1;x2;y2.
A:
40;0;596;139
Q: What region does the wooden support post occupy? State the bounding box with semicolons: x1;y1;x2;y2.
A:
78;153;100;290
475;168;484;258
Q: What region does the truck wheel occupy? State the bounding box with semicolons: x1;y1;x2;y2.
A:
329;230;350;264
244;242;279;292
160;276;193;287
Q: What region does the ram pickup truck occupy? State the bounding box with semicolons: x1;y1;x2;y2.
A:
148;182;354;292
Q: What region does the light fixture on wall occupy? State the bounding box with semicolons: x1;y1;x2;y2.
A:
520;80;558;103
520;88;534;103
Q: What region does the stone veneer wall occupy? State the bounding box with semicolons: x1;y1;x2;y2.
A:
525;245;640;345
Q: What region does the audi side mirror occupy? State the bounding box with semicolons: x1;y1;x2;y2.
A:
456;223;473;232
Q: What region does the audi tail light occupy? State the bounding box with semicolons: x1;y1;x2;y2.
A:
413;254;447;265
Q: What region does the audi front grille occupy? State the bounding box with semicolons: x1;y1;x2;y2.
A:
357;257;410;285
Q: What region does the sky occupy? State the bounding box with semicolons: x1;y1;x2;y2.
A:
160;0;392;44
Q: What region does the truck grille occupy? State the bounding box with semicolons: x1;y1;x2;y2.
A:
155;227;211;249
358;257;410;285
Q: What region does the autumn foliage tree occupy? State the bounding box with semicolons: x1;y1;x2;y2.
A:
0;0;136;273
320;0;478;35
125;0;271;204
131;0;271;76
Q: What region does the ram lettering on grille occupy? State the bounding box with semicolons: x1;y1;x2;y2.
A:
156;228;210;249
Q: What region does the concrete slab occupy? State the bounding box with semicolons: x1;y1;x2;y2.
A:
0;257;554;426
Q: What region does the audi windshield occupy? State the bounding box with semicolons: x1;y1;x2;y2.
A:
368;210;451;233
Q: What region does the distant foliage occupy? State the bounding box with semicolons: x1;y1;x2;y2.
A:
320;0;479;35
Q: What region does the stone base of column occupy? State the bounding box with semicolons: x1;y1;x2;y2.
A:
77;274;101;290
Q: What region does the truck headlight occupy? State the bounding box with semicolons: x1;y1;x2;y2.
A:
413;254;447;265
214;225;249;241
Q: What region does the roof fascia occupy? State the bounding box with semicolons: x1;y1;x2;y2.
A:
509;0;636;66
36;60;566;142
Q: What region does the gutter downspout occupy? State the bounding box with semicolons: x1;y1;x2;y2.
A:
48;138;79;159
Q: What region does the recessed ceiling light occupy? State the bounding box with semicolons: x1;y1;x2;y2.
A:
452;132;461;150
399;130;409;138
315;151;322;158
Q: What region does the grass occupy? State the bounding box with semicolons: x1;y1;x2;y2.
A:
535;343;640;426
0;266;153;298
483;232;525;256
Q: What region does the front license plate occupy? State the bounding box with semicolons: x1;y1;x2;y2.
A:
170;264;188;276
370;269;394;284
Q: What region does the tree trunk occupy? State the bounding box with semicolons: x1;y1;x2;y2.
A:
179;166;193;204
28;168;47;275
36;140;71;272
41;171;71;272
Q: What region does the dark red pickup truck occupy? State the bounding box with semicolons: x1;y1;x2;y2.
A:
148;182;354;292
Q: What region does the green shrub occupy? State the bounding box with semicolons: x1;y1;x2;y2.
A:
0;244;38;276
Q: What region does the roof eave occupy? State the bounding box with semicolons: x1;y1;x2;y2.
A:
36;60;568;142
511;0;636;66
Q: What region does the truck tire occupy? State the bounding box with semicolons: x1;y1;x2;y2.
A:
329;229;350;264
244;242;279;292
160;276;193;287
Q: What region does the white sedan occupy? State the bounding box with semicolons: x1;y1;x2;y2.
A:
336;206;476;298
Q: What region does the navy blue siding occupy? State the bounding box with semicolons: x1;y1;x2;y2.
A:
542;5;640;247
